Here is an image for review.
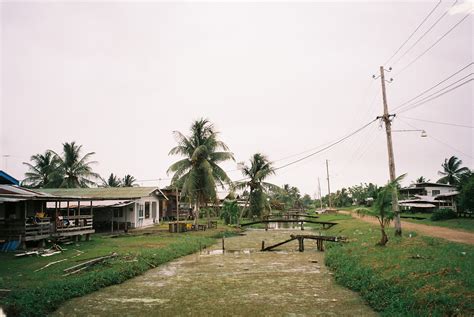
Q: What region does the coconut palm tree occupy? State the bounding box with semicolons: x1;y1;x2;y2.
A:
101;173;122;187
437;156;470;186
236;153;279;221
167;119;234;225
52;142;100;188
414;176;430;183
122;174;137;187
357;174;405;246
22;151;61;188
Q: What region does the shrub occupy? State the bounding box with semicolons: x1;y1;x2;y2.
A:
431;208;457;221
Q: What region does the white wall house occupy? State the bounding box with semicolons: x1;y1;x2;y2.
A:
41;187;168;231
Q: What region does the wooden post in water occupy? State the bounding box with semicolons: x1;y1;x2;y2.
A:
298;237;304;252
261;240;265;251
222;236;225;252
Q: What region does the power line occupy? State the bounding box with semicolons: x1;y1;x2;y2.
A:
273;119;378;171
384;0;443;66
397;78;473;114
396;10;471;75
395;72;473;112
399;118;473;159
399;115;474;128
392;62;473;112
391;0;457;68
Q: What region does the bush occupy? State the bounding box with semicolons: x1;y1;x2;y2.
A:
431;208;457;221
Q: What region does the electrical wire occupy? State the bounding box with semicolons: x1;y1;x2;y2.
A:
396;10;471;75
398;118;473;159
392;62;473;112
399;115;474;128
397;78;473;114
384;0;443;66
273;119;378;171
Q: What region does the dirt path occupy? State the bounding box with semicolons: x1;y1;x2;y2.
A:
340;210;474;245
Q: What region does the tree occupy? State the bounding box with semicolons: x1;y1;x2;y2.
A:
101;173;122;187
220;199;240;225
52;141;100;188
414;176;430;183
437;156;470;186
236;153;279;221
122;174;137;187
357;175;405;246
22;151;61;188
458;173;474;212
167;119;234;226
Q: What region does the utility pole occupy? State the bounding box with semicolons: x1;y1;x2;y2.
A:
326;160;332;208
318;177;323;210
376;65;402;236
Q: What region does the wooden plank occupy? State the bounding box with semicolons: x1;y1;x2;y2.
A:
261;237;297;251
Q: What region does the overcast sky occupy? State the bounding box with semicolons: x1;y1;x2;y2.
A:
1;1;472;196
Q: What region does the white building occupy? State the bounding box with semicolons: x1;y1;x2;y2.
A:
40;187;168;231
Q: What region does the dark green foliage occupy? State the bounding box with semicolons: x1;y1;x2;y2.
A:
236;153;278;219
431;208;457;221
220;199;240;225
458;173;474;212
437;156;470;186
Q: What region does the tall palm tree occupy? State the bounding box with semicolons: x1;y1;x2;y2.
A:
414;176;430;184
52;142;100;188
236;153;279;221
122;174;137;187
437;156;470;186
167;119;234;225
101;173;122;187
22;151;61;188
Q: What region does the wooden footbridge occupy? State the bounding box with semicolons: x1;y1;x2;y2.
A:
261;234;346;252
240;219;338;229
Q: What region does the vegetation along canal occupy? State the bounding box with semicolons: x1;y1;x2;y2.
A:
53;229;376;316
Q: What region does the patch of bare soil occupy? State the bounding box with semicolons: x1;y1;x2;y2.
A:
340;210;474;245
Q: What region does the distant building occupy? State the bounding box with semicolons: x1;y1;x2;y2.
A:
399;182;458;212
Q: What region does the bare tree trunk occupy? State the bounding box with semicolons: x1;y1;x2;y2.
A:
206;202;211;228
194;202;200;226
378;224;389;246
238;196;250;225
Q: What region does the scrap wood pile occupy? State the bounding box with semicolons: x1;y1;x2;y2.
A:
63;252;118;276
14;244;65;257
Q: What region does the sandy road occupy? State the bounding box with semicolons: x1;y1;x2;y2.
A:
340;210;474;245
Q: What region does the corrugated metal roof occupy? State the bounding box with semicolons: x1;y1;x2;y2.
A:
399;203;436;208
46;200;134;208
0;185;55;198
39;187;161;200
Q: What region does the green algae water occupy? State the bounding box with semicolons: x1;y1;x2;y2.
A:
53;230;376;317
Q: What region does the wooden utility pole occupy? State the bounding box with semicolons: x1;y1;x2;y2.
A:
326;160;332;208
318;177;323;210
378;66;402;236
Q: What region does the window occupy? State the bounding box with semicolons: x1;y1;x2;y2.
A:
432;190;440;196
114;209;123;218
138;204;144;219
145;202;150;219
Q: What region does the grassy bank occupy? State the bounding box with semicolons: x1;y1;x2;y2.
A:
323;215;474;316
0;224;238;317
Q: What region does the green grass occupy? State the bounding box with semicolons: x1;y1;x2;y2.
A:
324;216;474;316
0;224;238;317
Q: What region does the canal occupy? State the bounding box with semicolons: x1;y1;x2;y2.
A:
53;229;376;316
